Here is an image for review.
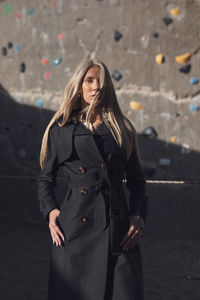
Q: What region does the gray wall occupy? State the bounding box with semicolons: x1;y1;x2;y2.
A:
0;0;200;180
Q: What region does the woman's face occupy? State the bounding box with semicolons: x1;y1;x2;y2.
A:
81;65;100;105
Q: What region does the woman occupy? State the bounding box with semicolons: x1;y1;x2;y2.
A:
37;58;147;300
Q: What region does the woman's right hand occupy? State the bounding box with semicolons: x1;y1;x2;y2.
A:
48;208;65;246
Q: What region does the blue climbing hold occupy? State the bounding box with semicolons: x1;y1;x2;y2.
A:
189;77;199;85
112;70;122;81
13;45;20;52
36;98;44;108
28;8;35;15
52;57;62;66
189;104;199;112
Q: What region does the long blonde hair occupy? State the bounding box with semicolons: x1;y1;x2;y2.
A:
40;58;141;168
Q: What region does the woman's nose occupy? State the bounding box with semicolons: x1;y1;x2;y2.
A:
92;80;100;91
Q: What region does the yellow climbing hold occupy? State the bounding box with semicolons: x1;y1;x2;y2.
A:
170;7;180;16
175;53;191;64
171;136;177;143
130;101;144;111
155;53;164;64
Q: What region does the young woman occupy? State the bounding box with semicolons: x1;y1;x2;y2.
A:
37;58;147;300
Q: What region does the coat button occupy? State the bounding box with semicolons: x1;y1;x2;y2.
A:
80;189;88;195
98;163;104;169
78;166;86;173
80;215;89;223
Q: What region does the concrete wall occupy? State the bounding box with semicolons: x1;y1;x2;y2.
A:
0;0;200;180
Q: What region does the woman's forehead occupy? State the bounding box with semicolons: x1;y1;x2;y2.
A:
85;65;100;77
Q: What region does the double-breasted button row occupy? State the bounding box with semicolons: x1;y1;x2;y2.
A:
80;189;88;196
78;166;87;173
80;215;89;223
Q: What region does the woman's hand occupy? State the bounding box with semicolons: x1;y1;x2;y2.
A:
49;208;65;246
120;215;144;251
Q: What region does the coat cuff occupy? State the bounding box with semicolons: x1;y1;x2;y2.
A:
40;196;58;221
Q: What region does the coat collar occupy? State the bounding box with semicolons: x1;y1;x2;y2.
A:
54;116;127;165
73;120;111;136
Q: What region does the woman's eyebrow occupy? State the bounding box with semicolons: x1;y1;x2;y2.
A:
85;76;94;79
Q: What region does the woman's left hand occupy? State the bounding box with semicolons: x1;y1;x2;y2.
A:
120;216;144;251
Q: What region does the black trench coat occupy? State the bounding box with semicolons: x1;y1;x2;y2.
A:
37;115;147;300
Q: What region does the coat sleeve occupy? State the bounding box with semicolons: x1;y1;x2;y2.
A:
124;149;148;222
37;127;58;222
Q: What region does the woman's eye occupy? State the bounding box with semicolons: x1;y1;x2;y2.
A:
86;79;93;83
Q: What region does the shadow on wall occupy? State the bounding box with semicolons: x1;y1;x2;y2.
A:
0;84;200;221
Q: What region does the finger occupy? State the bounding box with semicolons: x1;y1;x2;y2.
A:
49;229;56;244
120;225;135;246
50;227;62;246
50;229;60;246
122;230;141;250
130;236;141;249
54;225;65;241
120;233;129;246
123;236;140;251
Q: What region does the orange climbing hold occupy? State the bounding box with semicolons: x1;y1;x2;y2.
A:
170;7;180;16
155;53;164;64
171;136;177;143
130;101;144;110
175;53;191;64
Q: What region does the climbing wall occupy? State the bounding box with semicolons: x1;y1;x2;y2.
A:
0;0;200;180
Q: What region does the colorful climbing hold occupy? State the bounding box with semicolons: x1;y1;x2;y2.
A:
5;4;11;15
1;47;7;56
36;98;44;108
42;58;48;65
141;127;158;138
13;45;20;52
52;57;62;66
16;12;21;19
189;77;199;85
114;31;123;42
181;144;191;154
170;7;180;16
162;17;173;26
112;70;122;81
159;158;171;166
57;33;64;40
179;64;191;74
155;53;165;64
44;72;50;79
189;103;199;112
51;0;56;6
171;136;177;143
130;101;144;111
20;63;26;73
175;52;191;64
152;31;159;38
28;8;35;15
7;42;13;49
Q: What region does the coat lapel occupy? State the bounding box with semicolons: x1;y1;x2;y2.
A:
74;121;107;165
54;119;76;165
